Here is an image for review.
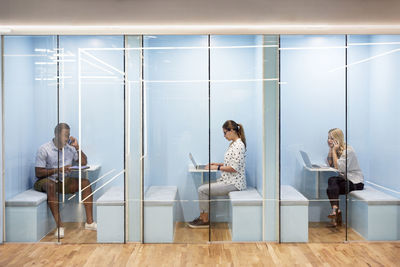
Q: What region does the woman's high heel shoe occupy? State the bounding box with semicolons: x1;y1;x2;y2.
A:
336;210;342;227
327;207;339;219
327;207;340;227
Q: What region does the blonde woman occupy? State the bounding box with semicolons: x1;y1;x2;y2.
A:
188;120;247;228
326;128;364;227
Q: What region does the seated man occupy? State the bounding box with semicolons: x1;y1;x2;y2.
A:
34;123;96;238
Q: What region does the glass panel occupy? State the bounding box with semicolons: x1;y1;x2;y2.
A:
209;35;269;242
0;36;3;244
4;36;59;242
57;36;125;243
126;35;143;242
280;35;346;242
347;35;400;241
263;35;280;242
143;35;209;243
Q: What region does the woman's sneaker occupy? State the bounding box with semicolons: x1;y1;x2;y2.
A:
54;227;65;238
187;217;209;229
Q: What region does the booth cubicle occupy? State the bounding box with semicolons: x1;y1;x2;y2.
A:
0;34;398;244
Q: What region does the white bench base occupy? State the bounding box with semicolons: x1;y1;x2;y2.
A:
229;187;262;241
96;186;124;243
280;185;309;243
5;189;55;242
144;186;177;243
349;187;400;241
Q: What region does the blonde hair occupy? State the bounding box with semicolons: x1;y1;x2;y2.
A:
329;128;346;157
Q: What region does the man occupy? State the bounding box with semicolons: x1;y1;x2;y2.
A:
34;123;96;238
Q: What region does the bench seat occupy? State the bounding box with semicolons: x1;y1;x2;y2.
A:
280;185;309;242
96;186;124;243
349;186;399;240
5;189;55;242
228;187;262;241
144;186;177;243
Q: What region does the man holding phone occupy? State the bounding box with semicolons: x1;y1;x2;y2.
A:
34;123;96;238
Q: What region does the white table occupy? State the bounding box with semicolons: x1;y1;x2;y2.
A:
304;166;337;199
188;165;218;184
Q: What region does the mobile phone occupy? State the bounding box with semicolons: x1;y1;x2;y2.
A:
68;138;72;145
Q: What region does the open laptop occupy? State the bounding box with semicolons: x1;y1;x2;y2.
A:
300;150;331;169
189;153;207;170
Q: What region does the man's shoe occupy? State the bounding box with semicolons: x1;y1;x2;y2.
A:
85;222;97;231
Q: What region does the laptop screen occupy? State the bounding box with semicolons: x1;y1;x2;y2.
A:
189;153;197;167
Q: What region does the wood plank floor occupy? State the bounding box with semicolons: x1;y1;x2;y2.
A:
174;222;231;243
39;222;365;243
1;242;399;266
41;222;97;243
308;222;365;243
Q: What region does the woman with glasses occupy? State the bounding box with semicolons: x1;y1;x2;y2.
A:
188;120;247;228
326;128;364;227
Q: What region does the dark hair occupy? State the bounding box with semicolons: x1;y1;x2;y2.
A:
54;123;70;136
222;120;246;148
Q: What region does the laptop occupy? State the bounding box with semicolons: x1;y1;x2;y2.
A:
189;153;207;170
300;150;331;169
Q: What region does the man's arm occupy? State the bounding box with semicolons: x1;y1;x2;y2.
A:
80;151;88;166
69;136;88;166
35;166;71;179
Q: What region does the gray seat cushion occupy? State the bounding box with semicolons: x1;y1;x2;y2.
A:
6;189;47;207
281;185;309;206
229;187;262;206
349;186;400;205
97;186;124;206
144;186;177;206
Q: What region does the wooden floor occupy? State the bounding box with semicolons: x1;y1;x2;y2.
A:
1;242;399;266
39;222;365;244
174;222;231;243
308;222;365;243
41;222;97;243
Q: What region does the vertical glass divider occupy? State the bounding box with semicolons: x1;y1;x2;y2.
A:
261;35;266;242
124;35;128;244
278;35;282;243
207;34;211;243
140;35;144;244
345;34;349;242
1;35;5;243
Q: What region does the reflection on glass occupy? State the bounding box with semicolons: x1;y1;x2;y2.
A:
347;35;400;241
280;35;346;243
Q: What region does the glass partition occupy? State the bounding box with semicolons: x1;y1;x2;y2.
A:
209;35;278;242
2;33;399;244
126;36;143;242
4;36;59;242
347;35;400;241
0;36;3;244
280;35;347;243
142;35;209;243
56;36;125;244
